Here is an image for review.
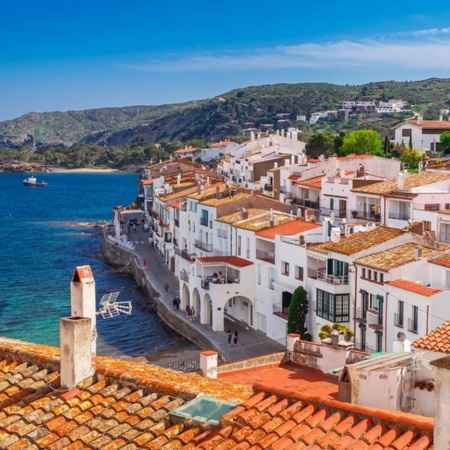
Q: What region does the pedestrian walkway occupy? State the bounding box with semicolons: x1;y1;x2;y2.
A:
123;225;276;356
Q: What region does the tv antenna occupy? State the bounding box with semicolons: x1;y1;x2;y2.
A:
96;292;132;319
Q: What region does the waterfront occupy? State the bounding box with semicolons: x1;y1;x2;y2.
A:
0;172;196;359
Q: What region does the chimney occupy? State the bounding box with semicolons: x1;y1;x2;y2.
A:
60;316;93;390
397;172;405;190
70;266;97;356
197;182;201;195
216;185;220;199
177;173;181;186
241;207;248;219
429;230;436;245
439;115;443;121
430;355;450;448
417;115;422;124
392;332;411;352
415;245;422;260
330;330;342;347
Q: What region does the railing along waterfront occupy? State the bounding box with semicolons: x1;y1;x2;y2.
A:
219;337;286;364
153;356;200;373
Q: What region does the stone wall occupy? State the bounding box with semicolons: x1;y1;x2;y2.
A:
218;352;287;374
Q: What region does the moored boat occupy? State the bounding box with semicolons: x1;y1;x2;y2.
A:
23;176;48;187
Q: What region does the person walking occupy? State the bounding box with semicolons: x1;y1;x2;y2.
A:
227;330;232;347
164;283;169;294
233;331;238;347
176;297;180;310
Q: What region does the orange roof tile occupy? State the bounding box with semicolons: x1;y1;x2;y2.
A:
288;174;301;181
412;320;450;353
196;256;253;267
352;172;450;195
313;227;406;256
386;279;442;296
296;175;323;189
429;253;450;269
175;146;199;154
256;219;321;239
354;243;445;271
407;119;450;129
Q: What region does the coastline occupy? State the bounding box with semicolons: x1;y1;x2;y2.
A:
51;168;122;173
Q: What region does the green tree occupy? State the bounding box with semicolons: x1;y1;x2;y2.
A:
341;129;383;156
318;323;354;341
384;135;390;154
305;131;335;158
287;286;310;339
440;130;450;154
400;148;425;172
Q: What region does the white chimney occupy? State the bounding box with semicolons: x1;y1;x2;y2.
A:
177;173;181;185
417;115;422;124
60;316;93;390
70;265;97;356
250;132;255;142
439;115;443;121
392;332;411;352
431;356;450;448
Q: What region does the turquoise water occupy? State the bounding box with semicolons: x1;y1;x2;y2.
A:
0;172;193;358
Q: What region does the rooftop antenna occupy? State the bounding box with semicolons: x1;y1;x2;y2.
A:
96;292;132;319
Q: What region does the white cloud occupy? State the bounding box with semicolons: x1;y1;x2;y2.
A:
122;32;450;73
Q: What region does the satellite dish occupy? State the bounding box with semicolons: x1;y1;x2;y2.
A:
397;331;407;340
97;292;132;319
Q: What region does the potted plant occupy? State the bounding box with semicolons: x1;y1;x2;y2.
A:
299;235;305;245
374;213;381;222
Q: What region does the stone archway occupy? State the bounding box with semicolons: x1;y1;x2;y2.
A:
181;282;189;310
225;295;255;329
192;288;201;320
202;293;212;325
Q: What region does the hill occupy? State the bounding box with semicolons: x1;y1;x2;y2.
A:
1;78;450;149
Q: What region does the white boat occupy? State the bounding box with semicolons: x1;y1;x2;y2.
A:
23;176;48;187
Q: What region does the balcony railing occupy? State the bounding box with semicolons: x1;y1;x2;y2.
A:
292;198;320;210
407;318;418;334
256;250;275;264
180;271;189;282
273;303;288;320
388;212;410;221
194;240;213;252
367;309;383;330
394;312;404;328
354;307;366;323
320;208;347;218
201;279;210;290
217;229;228;239
351;210;381;221
317;268;348;285
175;248;196;262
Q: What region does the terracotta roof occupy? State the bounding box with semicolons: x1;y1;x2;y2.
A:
354;243;444;271
158;185;199;202
196;256;253;267
233;212;295;232
256;219;321;239
198;384;434;449
315;227;406;256
352;172;450;195
216;208;268;224
386;279;443;296
429;254;450;269
186;182;228;200
0;338;252;450
439;209;450;215
209;141;235;148
288;174;301;181
200;193;252;207
296;175;323;189
0;337;437;449
141;179;154;185
413;319;450;353
169;201;185;209
406;119;450;129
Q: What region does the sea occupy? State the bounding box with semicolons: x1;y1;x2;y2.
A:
0;172;195;359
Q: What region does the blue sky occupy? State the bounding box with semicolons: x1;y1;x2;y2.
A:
2;1;450;121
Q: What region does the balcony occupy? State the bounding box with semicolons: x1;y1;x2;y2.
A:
195;240;213;252
320;208;347;218
394;313;404;328
407;318;418;334
180;271;189;282
388;211;410;221
351;210;381;222
367;309;383;330
317;268;348;285
273;303;288;321
200;217;209;227
292;198;320;210
256;250;275;264
175;248;196;262
217;229;228;239
354;307;367;323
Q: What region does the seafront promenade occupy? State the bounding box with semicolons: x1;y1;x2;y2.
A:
105;220;273;357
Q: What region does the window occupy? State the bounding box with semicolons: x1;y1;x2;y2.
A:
408;305;419;333
395;300;404;327
295;265;304;280
373;271;378;282
423;220;431;231
402;128;412;137
282;261;289;275
189;201;197;212
379;273;384;283
246;238;250;259
237;235;241;256
257;264;261;285
268;267;276;290
200;209;208;226
367;270;372;280
362;268;366;278
316;289;350;322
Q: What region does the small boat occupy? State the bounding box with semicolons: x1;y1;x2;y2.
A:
23;176;48;187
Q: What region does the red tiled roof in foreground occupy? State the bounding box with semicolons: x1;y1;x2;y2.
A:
196;255;254;267
0;339;435;449
413;319;450;354
256;219;321;239
386;278;443;297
